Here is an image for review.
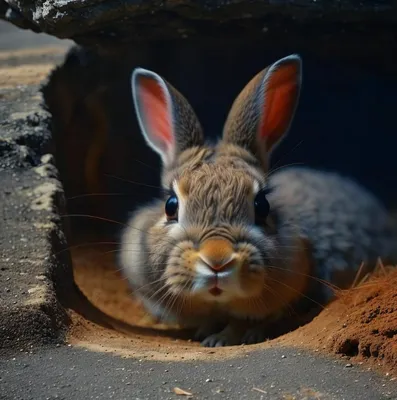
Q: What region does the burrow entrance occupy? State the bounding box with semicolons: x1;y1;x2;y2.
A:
42;38;397;368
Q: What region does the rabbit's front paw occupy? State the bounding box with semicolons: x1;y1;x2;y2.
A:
194;321;226;342
200;324;243;347
200;320;268;347
241;325;268;345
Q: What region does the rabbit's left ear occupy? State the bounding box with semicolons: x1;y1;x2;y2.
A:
222;54;302;168
131;68;204;167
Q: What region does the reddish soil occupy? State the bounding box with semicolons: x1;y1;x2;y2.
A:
279;265;397;374
68;245;397;374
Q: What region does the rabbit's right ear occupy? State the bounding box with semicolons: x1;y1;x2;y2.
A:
131;68;204;167
222;55;302;169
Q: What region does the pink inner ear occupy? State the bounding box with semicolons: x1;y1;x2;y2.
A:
259;62;299;147
138;76;173;149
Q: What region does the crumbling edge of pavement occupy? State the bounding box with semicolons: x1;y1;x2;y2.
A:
0;75;74;353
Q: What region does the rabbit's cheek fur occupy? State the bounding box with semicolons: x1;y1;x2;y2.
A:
162;234;268;302
163;243;196;295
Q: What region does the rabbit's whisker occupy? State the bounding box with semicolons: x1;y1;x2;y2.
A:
266;265;339;292
146;283;170;305
262;283;297;316
130;157;160;173
267;139;304;174
104;249;167;256
266;276;325;309
54;241;121;257
158;289;177;322
104;173;162;190
62;214;184;252
133;276;169;292
67;193;130;200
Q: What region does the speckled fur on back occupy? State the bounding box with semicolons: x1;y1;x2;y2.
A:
119;55;397;347
268;167;397;296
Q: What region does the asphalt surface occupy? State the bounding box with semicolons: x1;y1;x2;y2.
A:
1;344;396;400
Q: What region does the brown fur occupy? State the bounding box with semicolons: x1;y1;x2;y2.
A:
121;55;307;346
157;237;311;321
199;238;235;269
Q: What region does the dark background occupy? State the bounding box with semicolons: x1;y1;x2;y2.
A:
41;35;397;235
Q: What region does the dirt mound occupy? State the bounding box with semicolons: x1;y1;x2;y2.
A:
68;245;397;373
279;265;397;373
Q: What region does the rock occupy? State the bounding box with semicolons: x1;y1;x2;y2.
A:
0;0;396;46
0;61;74;350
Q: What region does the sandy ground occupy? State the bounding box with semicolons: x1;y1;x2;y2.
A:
0;20;72;88
70;244;397;375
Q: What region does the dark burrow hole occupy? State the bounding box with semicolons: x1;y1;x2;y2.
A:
41;34;397;344
338;339;382;359
337;338;360;357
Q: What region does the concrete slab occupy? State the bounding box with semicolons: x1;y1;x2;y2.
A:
0;83;74;349
0;23;74;349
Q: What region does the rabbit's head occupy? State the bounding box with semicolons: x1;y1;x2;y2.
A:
130;55;304;311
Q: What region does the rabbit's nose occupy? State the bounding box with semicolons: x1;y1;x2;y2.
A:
199;238;236;272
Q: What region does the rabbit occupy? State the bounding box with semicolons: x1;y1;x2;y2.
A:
119;54;397;347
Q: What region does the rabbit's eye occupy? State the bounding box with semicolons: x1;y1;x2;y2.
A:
254;190;270;223
165;195;179;221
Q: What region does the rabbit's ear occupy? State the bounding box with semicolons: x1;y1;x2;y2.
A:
131;68;203;166
222;54;302;167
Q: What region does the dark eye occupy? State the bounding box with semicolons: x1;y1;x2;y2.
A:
165;195;178;221
254;189;270;223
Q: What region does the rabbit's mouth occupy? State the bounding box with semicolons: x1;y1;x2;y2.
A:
190;268;258;302
209;287;223;296
208;276;223;296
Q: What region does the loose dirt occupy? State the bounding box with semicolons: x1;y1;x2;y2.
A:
278;264;397;373
0;46;68;88
69;245;252;361
68;245;397;373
